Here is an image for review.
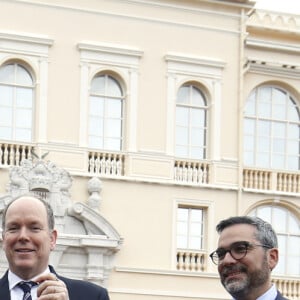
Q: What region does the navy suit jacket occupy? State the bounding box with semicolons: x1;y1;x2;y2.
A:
276;291;289;300
0;266;110;300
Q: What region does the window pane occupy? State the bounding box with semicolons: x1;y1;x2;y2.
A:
191;87;205;106
105;138;121;150
273;122;285;138
177;208;188;221
190;109;204;127
90;97;104;116
89;117;103;136
16;65;33;85
176;145;188;157
15;128;31;141
257;152;269;167
16;109;32;127
0;107;12;126
289;217;299;234
288;124;299;139
107;99;122;118
89;136;103;148
0;85;13;105
16;88;33;107
191;209;202;221
106;119;121;138
244;118;255;135
272;154;284;169
257;136;269;152
0;64;14;83
177;236;187;248
107;77;122;97
273;138;285;153
190;223;202;235
177;221;188;235
190;237;201;249
244;91;256;116
190;147;204;159
91;76;105;94
258;120;270;135
176;127;188;145
288;100;300;121
256;206;271;222
273;208;286;232
176;107;189;126
177;86;189;104
0;127;11;139
191;128;204;147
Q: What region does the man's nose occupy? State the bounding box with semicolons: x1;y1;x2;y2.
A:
18;227;30;239
221;251;237;264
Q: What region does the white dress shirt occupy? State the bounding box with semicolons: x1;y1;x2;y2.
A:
8;267;50;300
233;284;278;300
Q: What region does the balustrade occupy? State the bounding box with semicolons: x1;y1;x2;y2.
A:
243;168;300;194
0;143;33;166
176;250;206;272
272;277;300;300
174;160;209;184
88;151;124;176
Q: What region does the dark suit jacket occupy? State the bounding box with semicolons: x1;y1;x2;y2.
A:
0;266;110;300
276;291;289;300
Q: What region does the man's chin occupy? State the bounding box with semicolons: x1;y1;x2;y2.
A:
224;279;247;295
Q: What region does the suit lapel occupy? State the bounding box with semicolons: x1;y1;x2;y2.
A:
0;271;11;300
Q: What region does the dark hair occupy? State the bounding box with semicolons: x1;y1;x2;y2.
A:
2;194;55;231
216;216;278;248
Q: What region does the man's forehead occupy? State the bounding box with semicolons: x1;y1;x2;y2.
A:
218;224;257;246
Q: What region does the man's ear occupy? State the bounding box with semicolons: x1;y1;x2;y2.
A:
268;248;278;271
50;229;58;251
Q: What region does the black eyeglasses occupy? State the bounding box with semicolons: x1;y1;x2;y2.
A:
209;241;272;265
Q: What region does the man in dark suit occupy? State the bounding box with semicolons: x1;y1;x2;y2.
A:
210;216;289;300
0;195;110;300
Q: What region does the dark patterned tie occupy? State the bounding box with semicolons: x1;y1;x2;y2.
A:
18;281;37;300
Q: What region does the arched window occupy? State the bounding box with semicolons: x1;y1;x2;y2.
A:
244;86;300;170
0;63;34;142
175;84;208;159
249;205;300;276
88;74;124;151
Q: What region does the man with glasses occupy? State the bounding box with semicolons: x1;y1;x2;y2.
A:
210;216;288;300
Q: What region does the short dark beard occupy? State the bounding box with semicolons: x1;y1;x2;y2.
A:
221;253;270;299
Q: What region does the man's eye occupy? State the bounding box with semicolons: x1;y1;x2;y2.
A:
216;250;226;258
6;227;18;233
31;227;42;232
234;245;247;253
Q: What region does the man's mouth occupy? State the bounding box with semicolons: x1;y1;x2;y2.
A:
15;249;34;253
225;271;243;279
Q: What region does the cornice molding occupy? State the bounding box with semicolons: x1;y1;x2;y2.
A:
245;38;300;54
247;10;300;35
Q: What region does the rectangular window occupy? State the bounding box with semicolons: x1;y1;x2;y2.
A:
176;206;204;250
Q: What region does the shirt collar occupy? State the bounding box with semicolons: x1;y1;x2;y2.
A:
8;267;50;291
233;285;277;300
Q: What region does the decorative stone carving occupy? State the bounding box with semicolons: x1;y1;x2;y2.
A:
0;158;122;286
87;177;102;210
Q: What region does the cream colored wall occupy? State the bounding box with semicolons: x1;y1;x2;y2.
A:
0;0;299;299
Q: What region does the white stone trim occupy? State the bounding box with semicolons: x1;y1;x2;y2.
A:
0;31;53;143
165;53;225;160
78;41;143;152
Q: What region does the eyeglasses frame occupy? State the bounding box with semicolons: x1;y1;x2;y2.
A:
209;240;272;265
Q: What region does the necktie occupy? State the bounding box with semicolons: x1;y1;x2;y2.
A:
18;281;37;300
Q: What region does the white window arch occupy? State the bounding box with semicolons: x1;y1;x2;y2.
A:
175;83;208;160
244;85;300;170
88;74;124;151
249;205;300;276
0;62;34;142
